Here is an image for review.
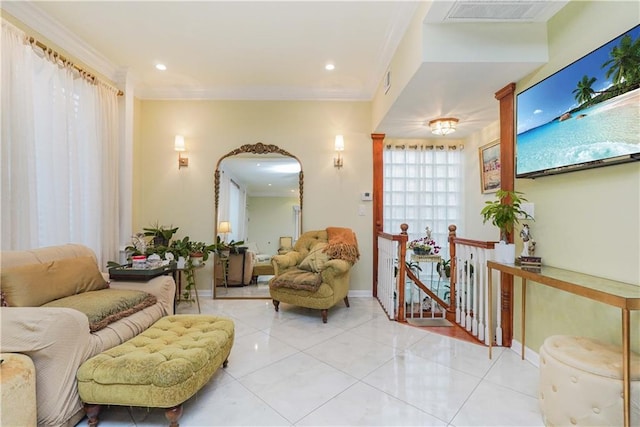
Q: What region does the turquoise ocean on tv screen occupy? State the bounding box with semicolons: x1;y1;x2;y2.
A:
516;88;640;175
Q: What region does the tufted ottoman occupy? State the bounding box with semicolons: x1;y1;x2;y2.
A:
77;315;234;426
539;335;640;426
1;353;37;426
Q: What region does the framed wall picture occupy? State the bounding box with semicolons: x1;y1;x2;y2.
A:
479;140;501;193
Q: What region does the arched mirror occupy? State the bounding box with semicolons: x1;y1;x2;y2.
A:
214;142;303;299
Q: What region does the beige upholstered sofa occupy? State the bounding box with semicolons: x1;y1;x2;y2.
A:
0;244;175;427
269;228;359;323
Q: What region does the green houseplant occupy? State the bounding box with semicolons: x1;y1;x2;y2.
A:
211;236;245;258
480;190;533;243
481;190;533;263
437;258;451;279
143;222;179;247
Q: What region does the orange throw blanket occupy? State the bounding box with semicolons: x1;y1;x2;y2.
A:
324;227;360;264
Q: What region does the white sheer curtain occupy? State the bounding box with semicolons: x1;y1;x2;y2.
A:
383;144;463;255
1;20;120;268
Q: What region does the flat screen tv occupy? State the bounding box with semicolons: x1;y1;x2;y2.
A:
516;24;640;178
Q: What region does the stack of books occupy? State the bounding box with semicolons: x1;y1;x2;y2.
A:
520;256;542;272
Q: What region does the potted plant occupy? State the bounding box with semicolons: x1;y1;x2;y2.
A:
211;236;245;258
143;222;179;247
480;189;533;263
188;241;216;267
437;258;451;279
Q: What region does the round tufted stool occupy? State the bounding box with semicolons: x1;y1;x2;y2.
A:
539;335;640;426
77;315;234;426
1;353;37;426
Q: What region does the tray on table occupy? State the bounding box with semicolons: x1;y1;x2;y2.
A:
109;262;176;281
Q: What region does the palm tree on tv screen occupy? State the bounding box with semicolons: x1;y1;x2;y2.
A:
572;75;597;105
602;34;640;87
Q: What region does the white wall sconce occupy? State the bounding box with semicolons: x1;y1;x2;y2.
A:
174;135;188;169
334;135;344;168
428;118;459;136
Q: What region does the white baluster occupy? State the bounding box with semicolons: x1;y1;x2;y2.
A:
495;271;503;346
455;254;462;325
471;248;479;337
477;249;486;342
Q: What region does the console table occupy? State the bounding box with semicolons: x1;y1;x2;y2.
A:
486;261;640;427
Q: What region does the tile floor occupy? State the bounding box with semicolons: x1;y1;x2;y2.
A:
214;278;271;299
84;297;544;426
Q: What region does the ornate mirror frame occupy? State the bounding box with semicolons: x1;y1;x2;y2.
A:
214;142;303;296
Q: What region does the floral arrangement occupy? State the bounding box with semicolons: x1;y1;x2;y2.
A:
407;226;441;255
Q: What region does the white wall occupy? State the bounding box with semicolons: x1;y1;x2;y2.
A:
135;100;373;294
516;1;640;284
461;1;640;354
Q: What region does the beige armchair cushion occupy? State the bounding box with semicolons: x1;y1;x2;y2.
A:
1;256;108;307
298;242;329;273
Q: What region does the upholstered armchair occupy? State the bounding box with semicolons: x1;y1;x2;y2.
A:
269;228;359;323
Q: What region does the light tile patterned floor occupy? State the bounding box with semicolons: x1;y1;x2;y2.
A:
86;297;543;427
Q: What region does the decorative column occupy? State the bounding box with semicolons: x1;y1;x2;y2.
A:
371;133;385;298
495;83;516;347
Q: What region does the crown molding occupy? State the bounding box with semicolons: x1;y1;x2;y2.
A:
135;86;372;101
2;1;119;81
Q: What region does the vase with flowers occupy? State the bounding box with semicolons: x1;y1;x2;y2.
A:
408;226;441;255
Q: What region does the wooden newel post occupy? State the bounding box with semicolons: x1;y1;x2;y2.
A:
396;223;409;322
448;224;457;317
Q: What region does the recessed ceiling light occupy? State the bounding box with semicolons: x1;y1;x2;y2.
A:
155;63;167;71
325;63;335;71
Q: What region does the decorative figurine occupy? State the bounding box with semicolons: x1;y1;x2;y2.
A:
520;224;531;257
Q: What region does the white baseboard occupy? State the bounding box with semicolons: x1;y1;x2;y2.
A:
511;339;540;367
196;289;373;299
348;290;373;298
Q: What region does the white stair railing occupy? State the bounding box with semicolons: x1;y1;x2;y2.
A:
453;242;496;345
376;235;397;320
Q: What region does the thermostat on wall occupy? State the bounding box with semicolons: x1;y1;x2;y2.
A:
361;192;373;201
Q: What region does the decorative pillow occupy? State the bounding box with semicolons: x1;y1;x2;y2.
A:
42;289;157;332
0;256;108;307
269;269;322;292
298;242;330;273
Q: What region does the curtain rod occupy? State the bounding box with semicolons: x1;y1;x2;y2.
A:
385;143;464;151
27;36;123;96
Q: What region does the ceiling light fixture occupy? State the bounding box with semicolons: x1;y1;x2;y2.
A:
155;63;167;71
325;63;335;71
428;118;459;136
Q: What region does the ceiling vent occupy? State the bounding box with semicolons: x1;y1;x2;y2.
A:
425;1;569;23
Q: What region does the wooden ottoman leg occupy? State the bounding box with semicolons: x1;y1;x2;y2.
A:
272;300;280;312
344;296;350;307
321;309;328;323
165;404;183;427
84;404;101;427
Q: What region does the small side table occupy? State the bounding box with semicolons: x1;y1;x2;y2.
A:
218;257;229;288
176;263;205;313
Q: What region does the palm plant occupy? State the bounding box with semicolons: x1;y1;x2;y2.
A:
480;190;533;242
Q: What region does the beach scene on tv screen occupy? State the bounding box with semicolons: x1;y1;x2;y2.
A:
516;25;640;176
